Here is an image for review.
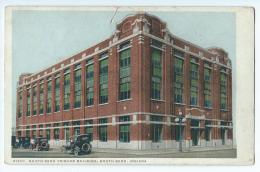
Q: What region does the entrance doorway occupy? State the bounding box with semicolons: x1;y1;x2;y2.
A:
191;128;200;146
221;128;227;145
150;115;163;149
191;119;200;146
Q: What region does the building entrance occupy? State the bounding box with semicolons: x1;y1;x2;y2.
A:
191;119;200;146
191;128;200;146
221;128;227;145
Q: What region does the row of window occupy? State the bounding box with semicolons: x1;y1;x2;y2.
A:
23;116;130;143
21;118;218;143
173;49;228;109
17;40;229;117
19;42;131;117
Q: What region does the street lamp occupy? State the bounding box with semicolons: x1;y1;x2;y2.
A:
175;116;186;152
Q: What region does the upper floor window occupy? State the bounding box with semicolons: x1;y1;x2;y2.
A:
190;57;199;106
46;80;52;113
151;48;162;100
64;71;70;110
86;59;94;106
26;89;31;116
119;44;131;100
32;86;37;115
220;70;227;110
18;92;22;118
55;77;60;112
151;39;163;49
204;64;212;108
99;54;108;104
174;50;184;103
39;84;44;114
74;66;82;108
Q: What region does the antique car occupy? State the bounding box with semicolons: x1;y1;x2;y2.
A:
13;137;31;149
31;137;50;151
61;134;92;156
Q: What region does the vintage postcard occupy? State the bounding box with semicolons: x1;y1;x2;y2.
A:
4;6;254;165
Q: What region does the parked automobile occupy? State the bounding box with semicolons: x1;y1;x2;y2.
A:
31;137;50;151
13;137;31;149
61;134;92;156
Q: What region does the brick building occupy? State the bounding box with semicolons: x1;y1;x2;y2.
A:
16;13;233;150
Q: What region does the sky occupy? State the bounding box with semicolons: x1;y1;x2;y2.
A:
11;9;236;141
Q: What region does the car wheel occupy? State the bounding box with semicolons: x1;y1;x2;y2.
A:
82;143;92;154
41;142;47;148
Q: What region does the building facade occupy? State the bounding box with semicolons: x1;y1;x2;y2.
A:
16;13;233;150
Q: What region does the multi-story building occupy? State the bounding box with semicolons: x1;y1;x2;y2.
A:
16;13;233;150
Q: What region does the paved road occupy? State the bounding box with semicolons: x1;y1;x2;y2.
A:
12;149;236;158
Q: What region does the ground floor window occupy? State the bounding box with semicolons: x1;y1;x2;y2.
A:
74;127;80;136
26;127;30;137
205;120;212;141
85;120;93;141
64;128;70;141
205;127;211;141
220;122;228;145
54;129;60;140
73;121;80;136
46;129;50;140
39;130;43;137
99;118;108;142
119;116;130;143
220;128;226;145
62;122;70;141
39;125;43;137
150;116;163;142
151;124;162;142
32;130;36;139
18;131;21;138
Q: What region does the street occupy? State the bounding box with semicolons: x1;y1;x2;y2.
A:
12;148;236;158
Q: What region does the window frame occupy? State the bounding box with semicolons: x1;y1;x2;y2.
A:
119;116;130;143
46;80;52;113
98;118;108;142
150;115;163;142
190;58;199;106
151;48;162;100
54;77;60;112
99;56;109;104
63;72;70;110
86;61;94;106
173;50;184;104
119;45;131;101
74;68;82;108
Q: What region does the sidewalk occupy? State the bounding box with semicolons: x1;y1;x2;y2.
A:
13;145;235;155
92;145;235;155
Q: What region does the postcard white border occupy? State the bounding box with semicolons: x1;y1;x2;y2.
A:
3;6;254;165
